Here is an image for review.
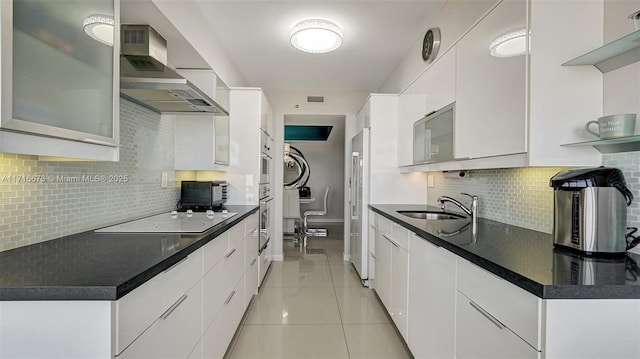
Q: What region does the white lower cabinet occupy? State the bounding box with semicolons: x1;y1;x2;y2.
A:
118;283;203;359
374;216;409;340
116;250;203;355
187;340;202;359
258;244;271;286
455;291;539;359
368;211;377;287
374;227;392;309
0;213;260;359
202;277;245;359
390;242;408;340
353;214;640;359
408;234;456;359
456;258;541;350
244;256;259;308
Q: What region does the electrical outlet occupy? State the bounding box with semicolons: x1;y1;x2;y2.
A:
427;175;435;188
161;171;168;189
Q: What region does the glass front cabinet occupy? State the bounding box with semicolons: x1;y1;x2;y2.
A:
0;0;120;161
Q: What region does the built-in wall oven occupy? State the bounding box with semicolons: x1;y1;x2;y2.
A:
260;130;272;184
259;183;272;254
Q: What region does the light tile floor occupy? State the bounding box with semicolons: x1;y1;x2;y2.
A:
226;223;412;359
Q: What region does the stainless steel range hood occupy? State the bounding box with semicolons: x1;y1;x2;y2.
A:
120;25;228;115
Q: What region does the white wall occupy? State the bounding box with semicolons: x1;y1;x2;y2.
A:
266;90;368;260
603;0;640;118
284;115;345;222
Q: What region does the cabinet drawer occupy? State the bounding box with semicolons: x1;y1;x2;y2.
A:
118;282;203;359
391;223;409;249
378;216;392;236
456;291;540;359
258;246;270;286
457;258;541;350
245;228;259;271
202;279;245;359
244;256;259;310
226;225;245;289
203;231;229;274
187;340;202;359
245;213;259;236
203;259;227;328
116;249;202;355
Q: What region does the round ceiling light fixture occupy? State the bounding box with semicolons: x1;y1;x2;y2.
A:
290;18;343;54
489;27;529;58
83;14;114;46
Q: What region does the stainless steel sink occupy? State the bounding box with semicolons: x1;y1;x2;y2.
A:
397;210;467;220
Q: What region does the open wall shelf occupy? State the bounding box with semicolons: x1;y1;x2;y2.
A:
562;30;640;73
562;135;640;154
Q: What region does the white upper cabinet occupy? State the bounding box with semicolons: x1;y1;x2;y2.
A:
0;0;120;161
398;48;456;167
527;0;603;166
400;0;603;171
174;70;231;169
415;47;456;116
455;0;527;160
174;114;230;170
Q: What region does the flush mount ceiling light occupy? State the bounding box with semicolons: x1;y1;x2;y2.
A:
83;14;114;46
489;27;528;58
290;19;343;54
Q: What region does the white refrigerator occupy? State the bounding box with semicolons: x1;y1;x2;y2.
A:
350;128;370;284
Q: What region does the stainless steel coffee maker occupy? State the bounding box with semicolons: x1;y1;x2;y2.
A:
550;167;633;255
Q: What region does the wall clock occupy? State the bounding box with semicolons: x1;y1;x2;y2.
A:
422;28;441;63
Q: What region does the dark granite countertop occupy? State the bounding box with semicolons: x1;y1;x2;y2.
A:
0;205;258;301
370;204;640;299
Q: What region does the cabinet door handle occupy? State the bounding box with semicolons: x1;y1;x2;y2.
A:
370;252;377;260
225;248;237;259
250;258;257;266
160;294;188;320
383;234;399;247
224;290;236;305
163;256;188;274
469;300;505;330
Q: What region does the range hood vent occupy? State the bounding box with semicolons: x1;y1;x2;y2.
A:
120;25;228;115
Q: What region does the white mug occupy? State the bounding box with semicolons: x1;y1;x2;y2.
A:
585;114;636;139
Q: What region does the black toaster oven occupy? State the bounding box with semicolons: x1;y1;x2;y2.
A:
179;181;227;211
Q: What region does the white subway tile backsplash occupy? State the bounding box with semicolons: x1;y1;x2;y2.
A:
0;99;180;252
428;167;569;234
429;153;640;234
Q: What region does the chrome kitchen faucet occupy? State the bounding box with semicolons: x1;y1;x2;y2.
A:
438;193;478;224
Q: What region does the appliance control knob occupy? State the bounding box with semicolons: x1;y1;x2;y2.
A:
186;209;193;214
170;210;178;215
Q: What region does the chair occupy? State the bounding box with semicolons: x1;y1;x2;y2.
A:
303;186;330;243
283;188;302;241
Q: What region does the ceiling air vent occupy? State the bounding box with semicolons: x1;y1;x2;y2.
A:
307;96;325;103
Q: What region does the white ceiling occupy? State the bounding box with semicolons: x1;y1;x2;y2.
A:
192;1;447;93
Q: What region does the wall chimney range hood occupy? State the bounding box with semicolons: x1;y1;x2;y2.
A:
120;25;228;115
